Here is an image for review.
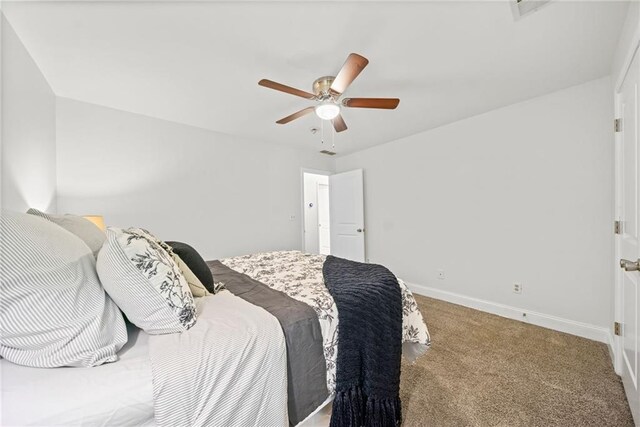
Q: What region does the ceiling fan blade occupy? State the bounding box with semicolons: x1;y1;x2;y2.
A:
259;79;316;100
276;107;315;124
332;114;348;133
342;98;400;109
330;53;369;95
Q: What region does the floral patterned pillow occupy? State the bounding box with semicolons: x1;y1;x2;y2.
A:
97;227;196;334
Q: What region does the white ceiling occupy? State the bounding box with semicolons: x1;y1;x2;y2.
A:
2;1;629;155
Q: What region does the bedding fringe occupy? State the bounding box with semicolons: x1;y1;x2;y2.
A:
330;386;401;427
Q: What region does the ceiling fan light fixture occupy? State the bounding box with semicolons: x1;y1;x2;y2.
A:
315;102;341;120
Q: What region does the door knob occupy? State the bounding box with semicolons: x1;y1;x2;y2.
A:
357;228;364;233
620;258;640;271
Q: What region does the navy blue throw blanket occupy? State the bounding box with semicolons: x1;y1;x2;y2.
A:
323;255;403;427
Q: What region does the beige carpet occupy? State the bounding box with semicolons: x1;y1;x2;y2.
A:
400;295;634;426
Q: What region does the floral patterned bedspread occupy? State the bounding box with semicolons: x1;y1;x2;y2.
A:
220;251;431;394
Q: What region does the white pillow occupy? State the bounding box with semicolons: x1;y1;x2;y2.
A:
97;228;197;334
171;252;211;298
0;211;127;367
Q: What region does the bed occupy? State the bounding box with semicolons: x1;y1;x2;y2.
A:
0;213;430;426
1;245;430;426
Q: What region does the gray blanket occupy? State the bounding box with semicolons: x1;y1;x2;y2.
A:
208;260;329;426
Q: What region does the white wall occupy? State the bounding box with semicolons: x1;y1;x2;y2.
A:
56;98;334;260
336;77;613;330
612;1;639;87
1;8;3;210
1;15;56;212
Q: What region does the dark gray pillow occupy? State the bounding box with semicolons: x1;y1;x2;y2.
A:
27;208;106;257
166;241;214;293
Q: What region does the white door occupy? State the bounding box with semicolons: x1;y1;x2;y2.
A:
318;183;331;255
617;47;640;424
329;169;365;262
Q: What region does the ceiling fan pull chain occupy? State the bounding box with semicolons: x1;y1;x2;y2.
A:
321;119;324;144
332;123;335;149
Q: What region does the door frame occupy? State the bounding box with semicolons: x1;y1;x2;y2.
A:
300;168;332;253
317;181;331;255
614;33;640;377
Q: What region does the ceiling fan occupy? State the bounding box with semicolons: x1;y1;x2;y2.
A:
258;53;400;133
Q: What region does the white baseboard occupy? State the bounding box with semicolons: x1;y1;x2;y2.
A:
407;282;611;344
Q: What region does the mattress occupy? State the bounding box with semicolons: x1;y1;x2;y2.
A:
0;323;155;427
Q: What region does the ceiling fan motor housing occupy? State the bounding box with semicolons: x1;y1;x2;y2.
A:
313;76;336;99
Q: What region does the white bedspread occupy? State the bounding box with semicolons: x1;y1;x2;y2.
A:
147;290;288;427
0;323;154;426
221;251;431;394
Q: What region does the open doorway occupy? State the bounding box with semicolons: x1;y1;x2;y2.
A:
301;168;365;260
303;172;331;255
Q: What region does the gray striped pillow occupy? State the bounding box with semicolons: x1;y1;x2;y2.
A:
26;208;106;257
97;228;197;334
0;211;128;367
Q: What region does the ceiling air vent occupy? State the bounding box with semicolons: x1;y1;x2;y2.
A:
320;150;337;156
511;0;551;20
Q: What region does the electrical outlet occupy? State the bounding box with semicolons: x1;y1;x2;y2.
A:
513;283;523;294
437;269;445;280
